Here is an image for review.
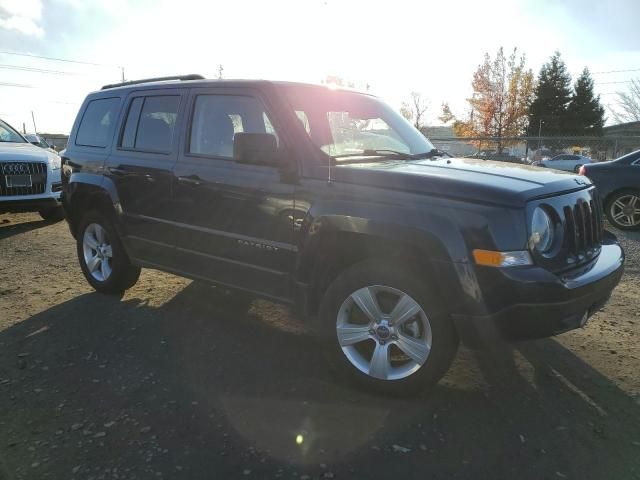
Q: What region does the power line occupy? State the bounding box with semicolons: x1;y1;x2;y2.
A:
0;50;118;68
0;64;83;75
0;82;33;88
596;80;634;85
592;68;640;75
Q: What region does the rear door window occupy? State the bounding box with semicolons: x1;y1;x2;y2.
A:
75;98;120;148
120;95;180;153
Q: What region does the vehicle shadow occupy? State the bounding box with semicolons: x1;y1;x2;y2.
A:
0;216;50;240
0;283;638;480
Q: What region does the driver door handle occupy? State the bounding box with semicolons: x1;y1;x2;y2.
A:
178;175;203;186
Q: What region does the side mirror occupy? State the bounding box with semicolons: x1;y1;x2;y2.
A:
30;141;39;146
233;133;278;166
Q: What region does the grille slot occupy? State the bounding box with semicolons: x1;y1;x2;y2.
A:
0;162;47;196
562;194;602;264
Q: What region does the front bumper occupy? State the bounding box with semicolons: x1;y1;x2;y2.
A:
0;192;61;214
452;233;624;347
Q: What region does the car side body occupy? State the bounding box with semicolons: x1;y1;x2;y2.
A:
581;149;640;230
540;154;592;172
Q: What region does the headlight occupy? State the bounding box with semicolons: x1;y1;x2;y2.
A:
50;155;61;170
530;207;553;253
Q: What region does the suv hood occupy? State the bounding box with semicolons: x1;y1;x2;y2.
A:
0;142;53;162
335;157;591;207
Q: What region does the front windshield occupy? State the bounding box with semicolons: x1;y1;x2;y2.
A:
282;86;434;158
0;120;27;143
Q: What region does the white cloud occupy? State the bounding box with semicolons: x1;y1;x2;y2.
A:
0;0;44;37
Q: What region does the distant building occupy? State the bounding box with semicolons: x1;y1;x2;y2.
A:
421;126;476;156
39;133;69;151
603;121;640;158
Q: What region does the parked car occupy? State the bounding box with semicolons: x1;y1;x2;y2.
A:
61;75;624;395
0;118;65;221
537;154;592;172
24;133;58;154
580;149;640;230
466;151;524;164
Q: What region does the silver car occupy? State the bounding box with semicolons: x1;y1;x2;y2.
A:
539;154;592;173
24;133;57;154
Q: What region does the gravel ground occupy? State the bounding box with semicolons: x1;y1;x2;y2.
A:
0;212;639;480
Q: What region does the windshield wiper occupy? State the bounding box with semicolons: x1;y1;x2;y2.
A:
332;148;449;162
332;149;413;160
411;148;451;159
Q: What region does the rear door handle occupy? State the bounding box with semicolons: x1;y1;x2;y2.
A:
178;175;203;186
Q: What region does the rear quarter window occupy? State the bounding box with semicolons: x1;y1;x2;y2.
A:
75;97;120;148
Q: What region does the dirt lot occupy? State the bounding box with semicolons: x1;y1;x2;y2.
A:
0;212;639;480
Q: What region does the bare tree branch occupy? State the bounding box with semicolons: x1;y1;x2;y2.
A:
610;78;640;123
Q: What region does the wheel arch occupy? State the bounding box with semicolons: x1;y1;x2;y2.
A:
604;186;640;208
64;174;121;237
295;215;466;320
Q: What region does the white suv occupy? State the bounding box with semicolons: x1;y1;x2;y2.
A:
0;119;64;221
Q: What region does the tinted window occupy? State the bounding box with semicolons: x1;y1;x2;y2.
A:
120;96;180;153
76;98;120;148
189;95;278;158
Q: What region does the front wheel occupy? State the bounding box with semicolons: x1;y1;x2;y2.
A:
318;260;458;395
76;210;141;293
605;189;640;231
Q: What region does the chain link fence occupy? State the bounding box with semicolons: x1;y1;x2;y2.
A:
428;135;640;163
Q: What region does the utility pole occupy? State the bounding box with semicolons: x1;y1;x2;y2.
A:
537;119;543;150
120;67;126;82
22;122;26;134
31;111;38;135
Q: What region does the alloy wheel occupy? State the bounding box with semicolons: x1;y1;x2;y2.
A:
82;223;113;282
336;285;432;381
610;194;640;228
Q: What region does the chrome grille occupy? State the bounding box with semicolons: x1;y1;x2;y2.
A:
0;162;47;196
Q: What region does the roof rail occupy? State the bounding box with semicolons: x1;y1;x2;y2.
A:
101;74;205;90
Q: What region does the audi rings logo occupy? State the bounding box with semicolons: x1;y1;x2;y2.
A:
2;163;28;175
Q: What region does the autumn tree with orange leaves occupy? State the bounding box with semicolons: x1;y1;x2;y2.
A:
451;47;535;153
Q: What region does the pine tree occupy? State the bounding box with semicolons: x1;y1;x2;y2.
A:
528;52;572;143
568;68;605;135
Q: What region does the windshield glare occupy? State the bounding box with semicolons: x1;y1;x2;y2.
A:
283;86;434;158
0;120;27;143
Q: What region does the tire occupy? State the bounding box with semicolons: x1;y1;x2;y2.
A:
573;164;582;173
76;210;141;294
605;189;640;231
318;260;459;395
39;205;65;222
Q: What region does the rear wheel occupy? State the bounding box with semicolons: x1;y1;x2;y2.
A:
318;260;458;395
39;205;65;222
76;210;140;293
605;189;640;231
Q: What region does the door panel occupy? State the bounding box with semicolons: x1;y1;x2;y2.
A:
170;88;296;299
105;89;186;264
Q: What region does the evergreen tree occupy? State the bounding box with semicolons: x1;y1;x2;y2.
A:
568;68;605;135
528;52;572;143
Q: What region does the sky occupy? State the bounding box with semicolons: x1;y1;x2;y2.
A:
1;0;640;134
